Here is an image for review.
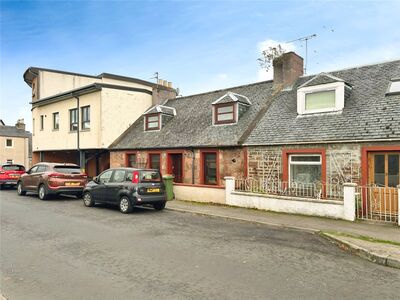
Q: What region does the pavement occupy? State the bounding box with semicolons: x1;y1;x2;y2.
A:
167;199;400;269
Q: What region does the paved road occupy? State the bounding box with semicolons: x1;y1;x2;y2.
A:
1;189;399;300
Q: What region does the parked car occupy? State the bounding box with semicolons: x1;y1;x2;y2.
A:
0;164;26;189
83;168;166;213
17;162;87;200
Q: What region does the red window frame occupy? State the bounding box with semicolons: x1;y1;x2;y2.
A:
282;148;326;182
200;149;220;185
148;152;162;171
214;103;236;125
145;113;160;131
125;151;137;167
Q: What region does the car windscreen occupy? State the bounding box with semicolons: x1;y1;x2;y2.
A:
54;166;82;174
2;165;25;171
140;170;161;182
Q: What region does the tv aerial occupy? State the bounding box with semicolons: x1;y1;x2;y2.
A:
286;34;317;74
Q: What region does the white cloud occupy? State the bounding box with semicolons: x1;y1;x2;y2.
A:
257;39;296;81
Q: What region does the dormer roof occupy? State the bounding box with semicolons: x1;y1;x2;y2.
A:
212;92;252;105
298;72;351;89
143;105;176;116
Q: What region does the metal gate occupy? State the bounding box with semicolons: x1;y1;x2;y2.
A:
356;186;398;223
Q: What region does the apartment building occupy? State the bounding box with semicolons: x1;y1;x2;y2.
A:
23;67;176;177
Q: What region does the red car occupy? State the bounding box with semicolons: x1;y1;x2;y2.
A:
0;164;26;189
17;162;87;200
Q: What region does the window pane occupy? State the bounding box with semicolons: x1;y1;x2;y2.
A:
54;166;81;174
128;154;136;167
217;105;233;114
217;113;234;121
389;81;400;93
149;154;160;170
290;164;321;184
148;116;158;122
388;154;399;187
99;170;113;183
204;153;217;185
147;122;159;129
140;170;161;182
6;139;12;147
305;90;335;110
112;170;126;183
374;155;385;186
291;155;321;162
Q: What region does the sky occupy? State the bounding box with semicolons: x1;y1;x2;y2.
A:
1;0;400;131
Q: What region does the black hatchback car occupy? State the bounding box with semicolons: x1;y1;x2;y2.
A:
83;168;166;213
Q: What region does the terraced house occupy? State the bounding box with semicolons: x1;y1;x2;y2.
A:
109;52;400;223
23;67;176;177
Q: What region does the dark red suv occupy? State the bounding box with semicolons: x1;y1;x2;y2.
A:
0;164;26;189
17;162;87;200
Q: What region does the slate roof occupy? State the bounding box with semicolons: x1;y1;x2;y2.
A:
298;73;347;88
245;60;400;145
111;81;274;149
0;125;31;138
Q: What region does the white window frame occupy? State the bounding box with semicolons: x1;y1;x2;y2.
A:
5;139;13;148
288;154;322;185
297;82;346;115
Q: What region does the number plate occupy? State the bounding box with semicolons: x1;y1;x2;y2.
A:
147;188;160;193
65;182;80;186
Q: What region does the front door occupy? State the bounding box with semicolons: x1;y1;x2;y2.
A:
168;154;183;183
367;152;399;217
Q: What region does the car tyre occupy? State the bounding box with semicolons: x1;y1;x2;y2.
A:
153;202;166;211
17;181;26;196
38;184;49;200
119;196;133;214
83;192;95;207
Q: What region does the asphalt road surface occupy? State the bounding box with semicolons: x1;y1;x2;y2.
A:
1;189;399;300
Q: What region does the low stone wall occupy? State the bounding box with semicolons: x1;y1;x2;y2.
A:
173;184;225;204
225;177;356;221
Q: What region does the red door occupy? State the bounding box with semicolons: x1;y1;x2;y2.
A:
168;154;183;183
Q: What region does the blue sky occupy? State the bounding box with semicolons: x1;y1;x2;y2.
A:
1;0;400;131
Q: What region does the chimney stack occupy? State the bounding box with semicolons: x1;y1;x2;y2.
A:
15;118;25;131
273;52;303;90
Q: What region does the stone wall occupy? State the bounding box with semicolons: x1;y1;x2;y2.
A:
110;147;246;186
248;141;400;185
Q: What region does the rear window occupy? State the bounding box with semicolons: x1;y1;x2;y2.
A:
140;170;161;182
54;166;82;174
2;165;25;171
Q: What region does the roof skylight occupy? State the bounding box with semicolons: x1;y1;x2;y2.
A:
387;79;400;95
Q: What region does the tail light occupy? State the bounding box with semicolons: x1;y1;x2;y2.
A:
48;172;64;178
0;171;5;174
132;171;139;183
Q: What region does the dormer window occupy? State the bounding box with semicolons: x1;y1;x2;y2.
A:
297;73;351;115
305;90;335;111
215;103;235;124
212;92;251;126
143;105;176;132
145;114;160;131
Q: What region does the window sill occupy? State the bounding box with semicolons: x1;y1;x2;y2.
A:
52;129;59;132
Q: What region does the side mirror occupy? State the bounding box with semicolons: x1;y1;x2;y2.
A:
93;176;99;183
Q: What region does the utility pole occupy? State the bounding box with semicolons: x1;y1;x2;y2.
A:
286;34;317;75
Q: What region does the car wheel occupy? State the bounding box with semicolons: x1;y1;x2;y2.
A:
17;182;26;196
38;184;48;200
83;192;95;207
153;202;166;211
119;196;133;214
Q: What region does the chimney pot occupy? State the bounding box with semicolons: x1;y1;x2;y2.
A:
273;52;304;89
167;82;172;88
15;118;26;131
158;79;163;85
162;80;168;87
